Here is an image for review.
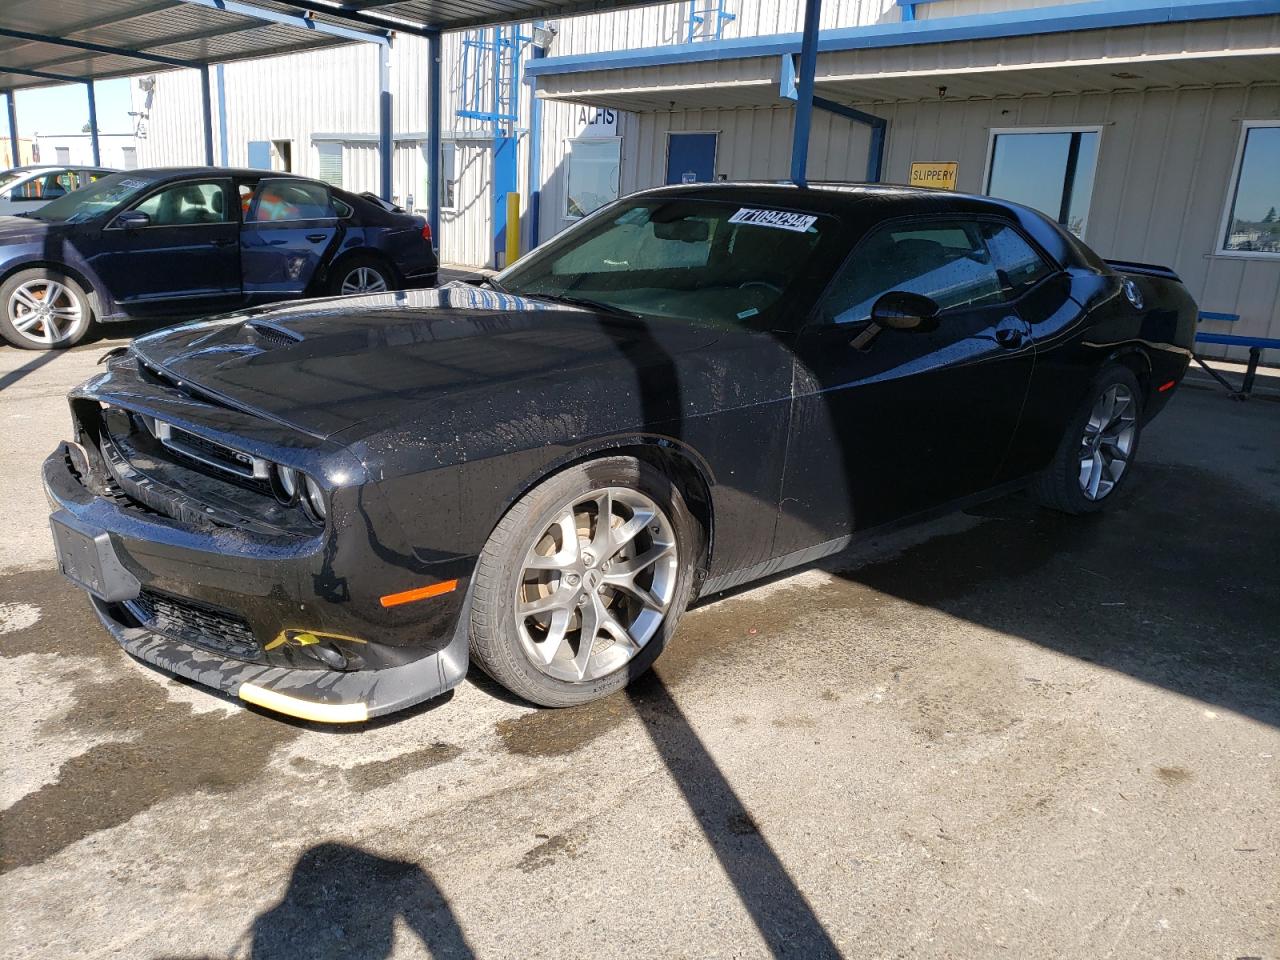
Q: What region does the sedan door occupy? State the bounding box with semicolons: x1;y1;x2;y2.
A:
86;178;241;317
240;178;344;300
774;216;1036;554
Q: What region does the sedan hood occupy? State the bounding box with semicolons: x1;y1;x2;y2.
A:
0;215;53;243
130;286;725;440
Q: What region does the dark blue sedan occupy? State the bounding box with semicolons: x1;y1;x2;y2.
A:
0;167;438;350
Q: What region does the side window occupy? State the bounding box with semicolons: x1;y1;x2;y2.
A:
821;218;1004;325
981;221;1055;298
247;179;334;222
132;181;230;226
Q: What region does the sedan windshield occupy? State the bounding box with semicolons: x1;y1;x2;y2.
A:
28;172;157;223
494;197;842;328
0;170;27;192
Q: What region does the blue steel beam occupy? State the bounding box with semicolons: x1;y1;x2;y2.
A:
86;80;101;166
378;42;393;201
789;0;821;186
0;66;87;85
527;32;546;251
273;0;437;39
198;65;215;165
171;0;390;46
427;30;442;246
5;92;18;166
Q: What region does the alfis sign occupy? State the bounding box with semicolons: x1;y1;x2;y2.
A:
577;107;618;137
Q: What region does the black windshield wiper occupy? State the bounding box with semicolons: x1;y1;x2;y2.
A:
521;293;639;318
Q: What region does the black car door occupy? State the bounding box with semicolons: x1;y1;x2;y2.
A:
86;178;241;316
240;178;344;300
774;215;1036;554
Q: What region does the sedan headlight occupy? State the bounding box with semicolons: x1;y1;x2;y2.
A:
303;475;327;521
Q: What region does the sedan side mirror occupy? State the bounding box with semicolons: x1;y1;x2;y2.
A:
113;210;151;230
871;291;941;332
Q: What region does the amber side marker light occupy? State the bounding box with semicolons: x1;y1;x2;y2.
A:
380;578;459;608
1158;380;1177;393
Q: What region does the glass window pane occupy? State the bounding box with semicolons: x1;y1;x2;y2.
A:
824;219;1004;324
134;182;229;226
981;221;1054;296
316;142;343;188
248;180;333;222
987;131;1099;236
1223;125;1280;254
566;139;620;219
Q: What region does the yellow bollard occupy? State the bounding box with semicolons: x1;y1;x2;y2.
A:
505;191;521;267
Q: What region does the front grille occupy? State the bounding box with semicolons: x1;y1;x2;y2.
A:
126;589;261;660
155;422;272;490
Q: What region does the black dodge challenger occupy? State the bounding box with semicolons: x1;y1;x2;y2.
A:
44;183;1197;722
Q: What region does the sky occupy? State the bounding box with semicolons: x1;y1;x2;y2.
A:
12;77;135;137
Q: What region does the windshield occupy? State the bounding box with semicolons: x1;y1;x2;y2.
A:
494;197;843;328
29;172;157;223
0;171;28;192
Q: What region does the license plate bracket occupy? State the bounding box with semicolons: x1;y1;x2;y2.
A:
49;510;141;602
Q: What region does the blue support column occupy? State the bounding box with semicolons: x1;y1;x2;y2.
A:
6;91;19;166
379;42;393;202
198;65;214;165
216;64;229;166
528;34;545;251
85;81;101;166
789;0;822;186
427;30;442;246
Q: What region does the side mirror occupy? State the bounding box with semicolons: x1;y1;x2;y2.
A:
113;210;151;230
870;291;941;332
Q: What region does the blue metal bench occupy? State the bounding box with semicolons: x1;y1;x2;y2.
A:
1193;315;1279;398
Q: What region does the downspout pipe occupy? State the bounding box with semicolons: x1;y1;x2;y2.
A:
86;81;101;166
527;27;545;252
426;30;442;247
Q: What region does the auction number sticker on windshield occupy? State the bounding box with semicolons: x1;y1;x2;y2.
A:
728;208;818;232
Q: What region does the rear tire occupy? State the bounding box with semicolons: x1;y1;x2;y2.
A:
327;254;395;296
1031;365;1143;515
0;268;93;350
469;456;702;707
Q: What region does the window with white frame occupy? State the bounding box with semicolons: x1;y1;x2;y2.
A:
985;128;1101;237
440;141;458;211
1220;122;1280;256
565;138;620;220
316;141;343;188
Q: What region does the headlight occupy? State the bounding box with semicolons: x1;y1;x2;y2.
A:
304;475;327;521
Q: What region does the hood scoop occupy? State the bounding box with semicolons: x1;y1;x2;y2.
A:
247;320;305;349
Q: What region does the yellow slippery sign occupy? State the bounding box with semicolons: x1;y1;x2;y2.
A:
909;162;959;190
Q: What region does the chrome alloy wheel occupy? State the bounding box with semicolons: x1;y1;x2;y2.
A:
7;278;85;346
1078;383;1137;501
339;266;388;295
514;487;678;683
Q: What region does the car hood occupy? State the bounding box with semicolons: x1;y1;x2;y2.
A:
0;215;53;242
130;285;726;440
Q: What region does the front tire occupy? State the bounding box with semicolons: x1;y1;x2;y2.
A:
469;456;701;707
0;268;93;350
1032;365;1143;514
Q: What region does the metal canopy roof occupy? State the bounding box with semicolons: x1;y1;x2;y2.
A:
0;0;651;91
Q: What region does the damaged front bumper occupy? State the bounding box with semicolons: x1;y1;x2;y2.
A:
44;442;471;722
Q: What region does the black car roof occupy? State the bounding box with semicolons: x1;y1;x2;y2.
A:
632;180;1096;270
123;166;313;180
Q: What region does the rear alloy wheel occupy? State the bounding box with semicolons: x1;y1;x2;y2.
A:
330;256;393;296
1032;365;1144;514
0;269;92;350
470;457;700;707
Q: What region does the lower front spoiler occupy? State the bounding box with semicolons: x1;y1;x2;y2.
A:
91;587;471;723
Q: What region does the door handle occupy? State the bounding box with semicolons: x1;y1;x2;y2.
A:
209;237;235;247
305;233;327;243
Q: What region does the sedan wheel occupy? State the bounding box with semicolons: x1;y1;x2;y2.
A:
339;265;388;295
1078;383;1137;501
515;487;679;683
469;456;701;707
7;278;86;347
